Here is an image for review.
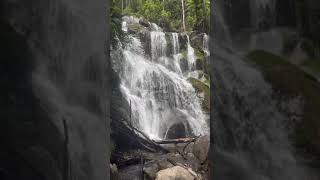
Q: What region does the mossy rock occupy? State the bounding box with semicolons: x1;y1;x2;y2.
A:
188;77;210;112
127;23;144;34
247;50;320;168
302;59;320;73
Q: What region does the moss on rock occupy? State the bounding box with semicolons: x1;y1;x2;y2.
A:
127;23;144;34
247;50;320;168
188;77;210;112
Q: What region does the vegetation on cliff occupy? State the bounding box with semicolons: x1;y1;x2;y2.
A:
112;0;210;33
247;50;320;168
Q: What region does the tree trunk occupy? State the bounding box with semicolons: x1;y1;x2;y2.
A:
181;0;186;31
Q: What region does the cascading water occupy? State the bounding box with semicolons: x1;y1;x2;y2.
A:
172;33;183;74
203;33;210;56
186;35;196;71
172;33;180;55
150;31;167;61
112;19;209;140
212;1;318;179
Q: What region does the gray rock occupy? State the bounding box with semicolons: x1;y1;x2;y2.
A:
190;33;205;50
157;159;174;170
139;18;150;27
143;161;160;179
193;136;210;163
155;166;195;180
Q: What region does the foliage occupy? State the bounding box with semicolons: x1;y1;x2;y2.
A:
111;0;130;49
112;0;210;33
188;77;210;111
186;0;210;32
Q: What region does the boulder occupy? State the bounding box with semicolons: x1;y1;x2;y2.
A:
165;122;187;139
143;161;160;179
157;159;174;170
155;166;195;180
127;24;144;34
193;136;210;163
190;33;205;50
139;18;150;27
179;33;189;51
180;57;189;73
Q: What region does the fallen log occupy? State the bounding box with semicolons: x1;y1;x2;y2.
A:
111;116;169;153
153;137;197;144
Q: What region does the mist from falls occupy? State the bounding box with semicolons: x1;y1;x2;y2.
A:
112;18;209;140
212;1;317;179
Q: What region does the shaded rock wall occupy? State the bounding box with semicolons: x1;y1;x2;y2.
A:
1;0;110;180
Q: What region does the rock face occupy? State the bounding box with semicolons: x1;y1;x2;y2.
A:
165;122;194;139
155;166;195;180
1;0;109;180
193;135;210;163
143;162;160;179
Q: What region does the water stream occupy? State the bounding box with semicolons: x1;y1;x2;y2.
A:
112;19;209;140
211;1;317;179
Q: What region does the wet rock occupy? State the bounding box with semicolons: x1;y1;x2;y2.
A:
190;33;205;50
127;24;144;34
143;161;159;179
183;142;195;154
180;57;189;73
193;135;210;163
139;18;150;27
155;166;194;180
179;33;189;51
165;33;174;57
196;58;204;70
138;30;151;58
165;123;187;139
157;159;174;170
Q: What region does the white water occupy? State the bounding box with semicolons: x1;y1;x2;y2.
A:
186;35;196;71
150;31;167;61
172;33;180;55
112;20;209;140
212;1;318;179
203;33;210;56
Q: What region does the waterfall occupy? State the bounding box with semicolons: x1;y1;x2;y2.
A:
112;19;209;140
150;31;167;61
172;33;182;74
211;40;315;180
172;33;180;55
122;21;128;32
203;33;210;56
186;35;196;71
151;23;162;31
212;1;232;45
212;1;316;179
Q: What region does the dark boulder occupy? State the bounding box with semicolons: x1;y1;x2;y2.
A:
165;123;187;139
139;18;150;27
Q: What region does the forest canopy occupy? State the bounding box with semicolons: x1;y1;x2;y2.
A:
111;0;210;33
